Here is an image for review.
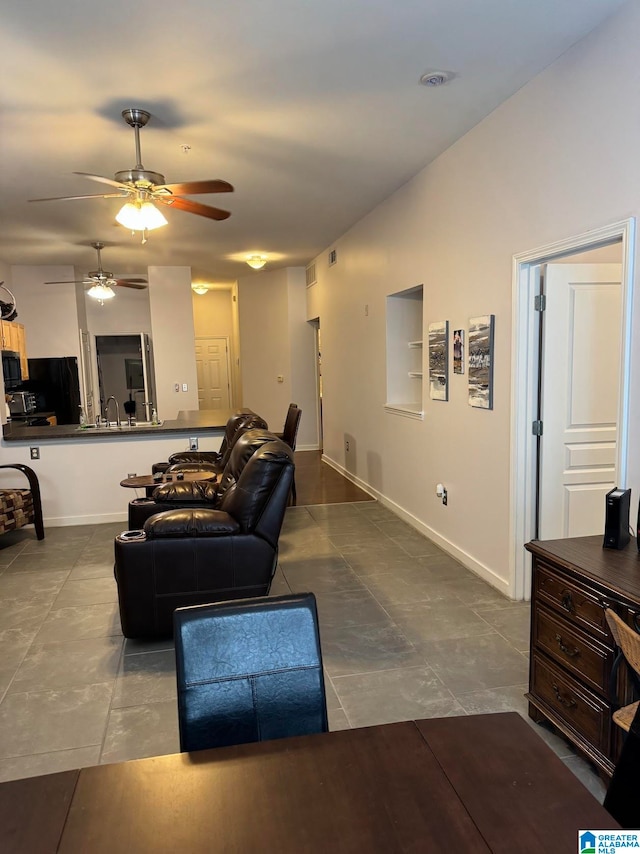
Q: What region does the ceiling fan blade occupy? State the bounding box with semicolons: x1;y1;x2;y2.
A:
156;195;231;221
115;281;148;290
44;280;87;285
156;180;234;195
116;277;147;284
29;192;126;202
73;172;130;190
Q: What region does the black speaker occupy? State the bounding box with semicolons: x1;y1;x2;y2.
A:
603;487;631;550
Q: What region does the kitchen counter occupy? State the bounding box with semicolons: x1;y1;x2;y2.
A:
2;409;234;442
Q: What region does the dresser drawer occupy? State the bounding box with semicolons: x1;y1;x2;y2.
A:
533;605;614;696
534;562;611;641
531;653;610;752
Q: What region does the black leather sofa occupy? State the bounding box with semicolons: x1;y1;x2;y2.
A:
114;439;294;639
128;428;280;529
152;409;267;475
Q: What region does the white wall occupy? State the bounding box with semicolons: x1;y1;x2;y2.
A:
85;287;152;335
147;266;199;420
308;0;640;596
238;268;318;446
10;266;80;359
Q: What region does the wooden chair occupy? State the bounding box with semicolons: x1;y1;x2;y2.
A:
0;464;44;540
603;608;640;826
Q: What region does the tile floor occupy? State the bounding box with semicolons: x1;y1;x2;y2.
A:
0;501;607;802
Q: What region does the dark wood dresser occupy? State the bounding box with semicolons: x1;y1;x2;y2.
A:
526;535;640;778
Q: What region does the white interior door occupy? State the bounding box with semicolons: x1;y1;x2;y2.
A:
195;337;231;409
539;263;622;539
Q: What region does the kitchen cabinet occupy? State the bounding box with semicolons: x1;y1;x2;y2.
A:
2;321;29;380
526;535;640;778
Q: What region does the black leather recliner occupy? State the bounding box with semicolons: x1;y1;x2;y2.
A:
128;428;280;529
152;409;268;475
114;439;294;639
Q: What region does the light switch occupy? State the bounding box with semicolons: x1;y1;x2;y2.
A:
182;383;188;392
174;383;180;393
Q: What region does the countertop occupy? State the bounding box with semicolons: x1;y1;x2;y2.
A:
2;409;234;442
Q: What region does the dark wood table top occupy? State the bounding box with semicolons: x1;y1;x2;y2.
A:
0;713;618;854
119;471;216;489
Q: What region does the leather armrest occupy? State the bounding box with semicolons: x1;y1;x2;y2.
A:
144;508;241;538
152;481;219;503
168;451;222;465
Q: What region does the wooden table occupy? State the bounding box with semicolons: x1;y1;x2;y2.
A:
120;471;216;489
0;713;618;853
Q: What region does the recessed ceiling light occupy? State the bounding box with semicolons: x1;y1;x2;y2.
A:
419;70;454;87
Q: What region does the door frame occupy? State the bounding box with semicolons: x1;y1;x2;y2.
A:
194;335;233;410
510;218;635;600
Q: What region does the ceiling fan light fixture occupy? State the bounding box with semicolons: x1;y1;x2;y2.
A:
87;283;116;303
115;201;168;231
246;254;267;270
192;284;209;295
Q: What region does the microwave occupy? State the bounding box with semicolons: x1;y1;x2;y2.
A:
1;350;21;390
8;391;37;415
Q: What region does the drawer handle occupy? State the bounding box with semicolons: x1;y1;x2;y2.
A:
552;683;577;709
555;634;580;658
561;591;574;613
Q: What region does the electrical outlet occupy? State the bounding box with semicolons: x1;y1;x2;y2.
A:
189;437;198;451
182;383;188;392
30;447;40;460
345;440;350;452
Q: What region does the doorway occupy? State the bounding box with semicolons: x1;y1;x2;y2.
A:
309;319;323;451
511;219;635;599
195;337;232;410
94;333;156;423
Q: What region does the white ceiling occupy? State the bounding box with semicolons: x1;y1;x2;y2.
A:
0;0;626;283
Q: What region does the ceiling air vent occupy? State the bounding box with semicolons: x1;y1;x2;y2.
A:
306;263;317;287
328;249;337;266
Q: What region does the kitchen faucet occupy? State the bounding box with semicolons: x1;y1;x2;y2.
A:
104;396;121;427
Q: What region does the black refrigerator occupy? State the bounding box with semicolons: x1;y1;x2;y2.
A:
25;357;82;425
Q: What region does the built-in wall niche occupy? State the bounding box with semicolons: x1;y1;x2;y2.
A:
385;284;424;419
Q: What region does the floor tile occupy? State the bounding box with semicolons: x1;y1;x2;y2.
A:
34;603;121;643
0;746;101;783
475;605;531;650
562;754;607;803
283;557;366;596
362;571;463;607
333;666;463;728
387;602;498;643
52;577;119;608
328;708;351;731
67;561;115;581
101;700;180;764
455;683;529;717
0;569;70;601
393;530;444;557
419;634;529;694
9;636;123;693
3;551;81;574
111;650;177;709
0;683;113;758
313;588;392;630
123;637;175;655
321;623;424;678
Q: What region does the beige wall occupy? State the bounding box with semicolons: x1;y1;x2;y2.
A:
147;266;198;420
192;289;234;338
238;268;318;446
308;0;640;595
10;266;80;360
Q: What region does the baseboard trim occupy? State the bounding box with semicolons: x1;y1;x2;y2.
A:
44;512;128;528
296;443;321;452
321;453;510;598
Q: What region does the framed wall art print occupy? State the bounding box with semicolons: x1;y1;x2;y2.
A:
428;320;449;401
468;315;494;409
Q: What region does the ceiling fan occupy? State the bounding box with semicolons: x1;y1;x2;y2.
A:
30;108;234;231
45;242;147;302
